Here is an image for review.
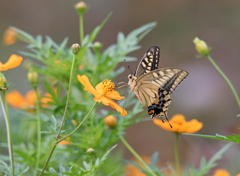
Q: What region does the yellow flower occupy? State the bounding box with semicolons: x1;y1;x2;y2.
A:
0;54;23;71
213;169;230;176
3;27;17;45
72;120;78;126
77;75;127;117
6;90;36;110
153;114;202;133
105;115;117;128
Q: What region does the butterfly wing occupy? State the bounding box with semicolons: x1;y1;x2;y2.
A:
135;68;188;119
134;46;160;78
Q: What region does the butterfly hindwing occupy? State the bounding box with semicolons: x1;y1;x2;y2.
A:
134;46;160;77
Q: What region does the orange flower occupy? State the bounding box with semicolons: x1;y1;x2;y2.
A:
79;64;84;70
153;114;202;133
213;169;230;176
41;87;57;108
3;27;17;45
6;90;36;110
77;75;127;117
59;137;71;145
0;54;23;71
72;120;77;126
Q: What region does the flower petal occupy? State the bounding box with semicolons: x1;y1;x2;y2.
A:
183;119;203;133
100;96;127;117
77;75;101;99
26;90;37;107
213;169;230;176
153;118;176;132
6;90;26;109
0;54;23;71
105;90;125;100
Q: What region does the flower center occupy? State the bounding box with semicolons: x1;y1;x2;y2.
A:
101;79;115;95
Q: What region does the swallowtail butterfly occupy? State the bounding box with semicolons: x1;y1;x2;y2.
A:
127;46;188;127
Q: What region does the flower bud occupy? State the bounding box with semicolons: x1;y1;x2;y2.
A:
93;41;102;52
75;1;87;15
193;37;210;56
0;73;7;91
3;27;17;46
87;148;94;153
105;115;117;128
72;43;81;55
28;70;38;87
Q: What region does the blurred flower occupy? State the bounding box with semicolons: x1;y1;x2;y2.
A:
6;90;36;110
0;54;23;71
77;75;127;117
105;115;117;128
87;148;94;153
41;87;57;108
213;169;230;176
153;114;202;133
3;27;17;45
193;37;210;56
56;60;66;69
72;120;78;126
79;64;84;70
125;156;171;176
59;137;71;145
71;43;81;54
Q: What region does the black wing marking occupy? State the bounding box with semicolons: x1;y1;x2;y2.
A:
134;46;160;78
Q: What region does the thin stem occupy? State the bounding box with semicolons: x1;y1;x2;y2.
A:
35;88;41;175
56;55;76;141
39;102;97;176
117;133;157;176
39;55;76;176
79;14;84;45
39;144;57;176
58;102;98;143
174;133;180;174
1;93;14;176
207;55;240;109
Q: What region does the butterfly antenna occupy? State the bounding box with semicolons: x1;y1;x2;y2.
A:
128;66;132;75
164;112;172;128
118;91;130;105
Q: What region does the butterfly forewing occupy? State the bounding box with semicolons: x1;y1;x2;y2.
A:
137;68;189;94
134;46;160;77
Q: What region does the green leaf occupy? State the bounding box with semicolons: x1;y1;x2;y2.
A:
184;133;240;143
237;114;240;117
89;13;112;42
100;145;117;162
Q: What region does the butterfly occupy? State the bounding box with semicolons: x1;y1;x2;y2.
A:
127;46;189;127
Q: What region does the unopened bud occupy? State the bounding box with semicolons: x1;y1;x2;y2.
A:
193;37;210;56
28;71;38;87
72;43;81;55
0;73;7;91
105;115;117;128
75;1;87;15
93;41;102;52
87;148;94;153
72;120;77;126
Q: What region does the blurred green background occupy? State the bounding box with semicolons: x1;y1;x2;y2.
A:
1;0;240;174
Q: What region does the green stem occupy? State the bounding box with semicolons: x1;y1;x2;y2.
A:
39;102;97;176
79;14;84;45
1;93;14;176
207;55;240;109
39;55;76;176
174;133;180;174
56;55;76;141
58;102;98;143
38;144;57;176
34;88;41;175
117;133;157;176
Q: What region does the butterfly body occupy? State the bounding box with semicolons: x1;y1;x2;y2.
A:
127;46;188;123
